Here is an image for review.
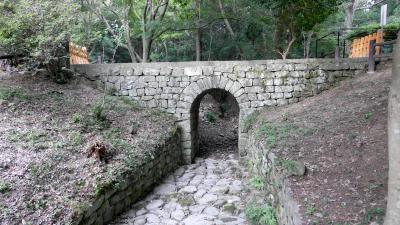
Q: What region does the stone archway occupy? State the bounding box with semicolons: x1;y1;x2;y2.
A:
189;88;240;158
176;76;251;164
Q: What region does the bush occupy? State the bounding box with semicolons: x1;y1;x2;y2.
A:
249;176;264;190
92;104;107;122
205;111;217;123
346;22;400;41
245;203;277;225
0;180;11;193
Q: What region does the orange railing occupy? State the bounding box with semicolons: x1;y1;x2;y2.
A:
350;30;384;58
69;42;89;64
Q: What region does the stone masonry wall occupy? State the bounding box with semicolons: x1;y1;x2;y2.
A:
72;58;368;163
77;131;182;225
246;134;303;225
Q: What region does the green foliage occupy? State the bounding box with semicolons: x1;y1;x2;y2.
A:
0;87;29;101
249;176;264;190
364;112;373;121
244;111;260;131
276;158;297;172
92;104;107;122
205;111;217;123
28;161;52;178
306;206;317;215
256;121;313;148
0;0;81;61
346;22;400;41
362;208;385;225
245;203;277;225
71;113;82;124
0;180;11;194
69;131;83;146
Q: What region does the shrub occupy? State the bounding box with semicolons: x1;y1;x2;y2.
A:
244;111;260;131
71;113;82;124
92;104;107;122
69;131;83;146
0;87;29;101
0;180;11;194
245;203;277;225
249;176;264;190
205;111;217;123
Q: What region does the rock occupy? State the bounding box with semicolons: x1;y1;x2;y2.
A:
213;199;228;208
135;208;147;216
180;185;197;194
222;203;237;214
0;99;8;106
133;216;146;225
146;200;164;210
194;189;207;199
228;185;242;194
182;214;213;225
189;205;206;214
203;206;219;216
146;214;160;223
154;183;176;195
210;185;229;194
171;209;185;220
198;193;218;204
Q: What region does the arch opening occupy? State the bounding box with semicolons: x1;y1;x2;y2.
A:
190;88;240;159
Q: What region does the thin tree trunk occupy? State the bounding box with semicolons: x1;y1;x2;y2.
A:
195;0;202;61
384;33;400;225
217;0;242;58
142;37;151;63
217;0;235;38
304;31;313;59
344;0;357;33
122;16;138;63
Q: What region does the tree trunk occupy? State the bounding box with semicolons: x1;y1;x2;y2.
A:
217;0;242;58
195;0;202;61
142;37;151;63
304;31;313;59
123;18;138;63
384;33;400;225
344;0;357;33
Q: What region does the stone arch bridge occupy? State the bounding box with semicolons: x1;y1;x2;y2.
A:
72;58;368;164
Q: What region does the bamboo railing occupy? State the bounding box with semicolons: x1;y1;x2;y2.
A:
69;42;89;64
350;30;384;58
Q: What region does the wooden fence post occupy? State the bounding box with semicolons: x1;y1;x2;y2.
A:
368;40;376;73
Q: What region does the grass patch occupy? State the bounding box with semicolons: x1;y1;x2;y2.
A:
0;180;11;194
256;121;313;148
71;113;82;124
364;112;373;121
0;87;30;101
244;111;260;131
249;176;264;190
306;205;317;215
362;207;385;225
69;131;83;146
245;203;277;225
7;129;50;151
28;161;52;178
276;158;297;172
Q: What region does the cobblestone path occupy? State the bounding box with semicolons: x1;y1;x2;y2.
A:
110;153;249;225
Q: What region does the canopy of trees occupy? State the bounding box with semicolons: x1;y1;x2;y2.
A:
0;0;399;64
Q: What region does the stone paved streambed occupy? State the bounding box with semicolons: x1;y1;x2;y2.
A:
110;153;249;225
